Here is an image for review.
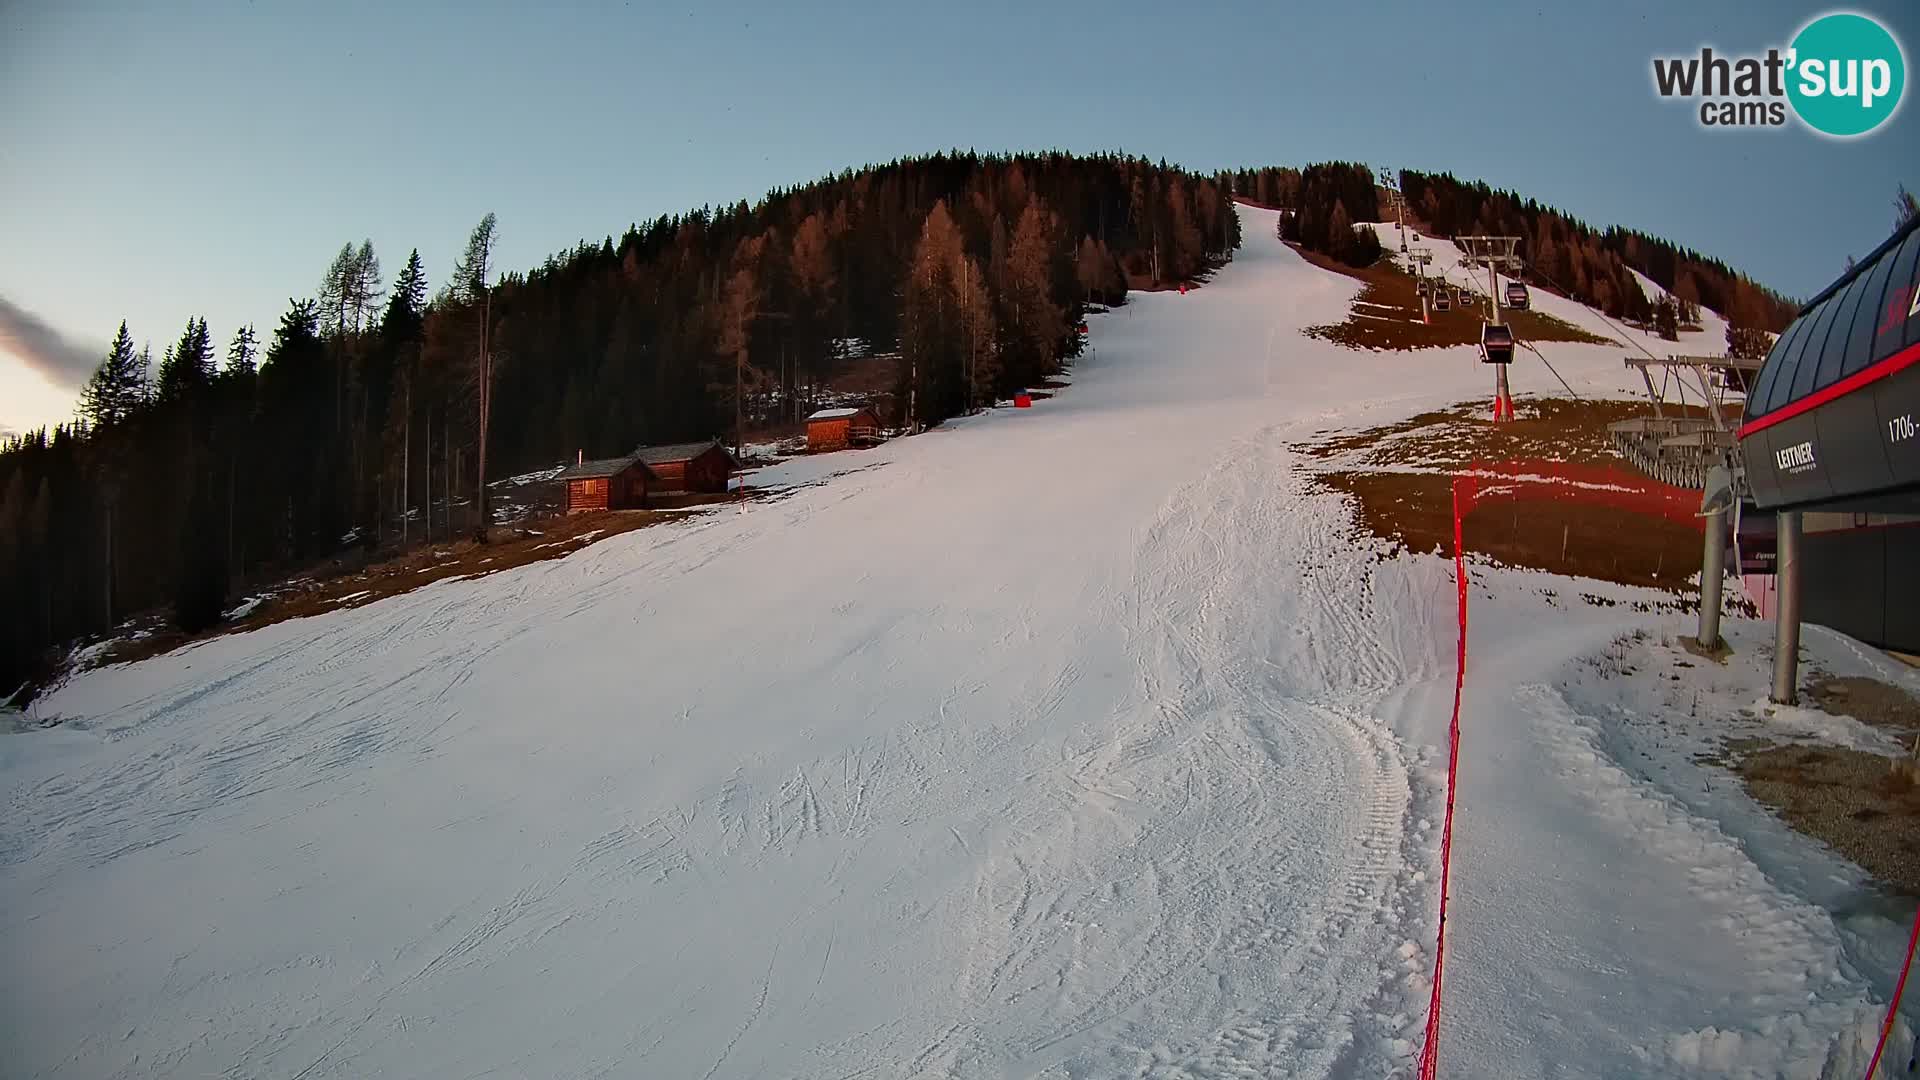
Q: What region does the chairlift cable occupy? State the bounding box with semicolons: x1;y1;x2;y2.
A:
1518;340;1581;400
1523;260;1668;365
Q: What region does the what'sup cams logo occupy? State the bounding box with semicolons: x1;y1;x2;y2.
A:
1652;11;1906;137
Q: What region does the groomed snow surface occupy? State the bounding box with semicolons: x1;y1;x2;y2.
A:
3;205;1910;1078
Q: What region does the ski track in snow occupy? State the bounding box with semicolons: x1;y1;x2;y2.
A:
0;206;1897;1079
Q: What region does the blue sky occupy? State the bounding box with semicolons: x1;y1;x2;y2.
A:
1;1;1913;435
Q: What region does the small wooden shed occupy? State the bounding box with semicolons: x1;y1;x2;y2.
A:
556;454;648;514
635;440;738;495
806;407;882;452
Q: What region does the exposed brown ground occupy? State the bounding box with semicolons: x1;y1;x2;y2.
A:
1807;675;1920;733
1296;245;1613;351
83;498;737;674
1687;678;1920;894
1301;398;1710;592
1736;742;1920;895
1330;472;1703;591
1300;397;1693;469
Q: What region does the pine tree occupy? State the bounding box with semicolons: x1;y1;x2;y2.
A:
383;249;428;341
172;468;227;632
155;317;214;403
1167;178;1203;279
26;476;52;640
80;321;149;427
226;324;258;375
1327;199;1355;264
1654;298;1679;341
1896;183;1918;230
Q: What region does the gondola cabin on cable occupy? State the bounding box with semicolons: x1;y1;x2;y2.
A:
1480;323;1515;365
806;406;883;452
557;454;649;514
1737;214;1920;651
1432;288;1452;312
1505;281;1530;310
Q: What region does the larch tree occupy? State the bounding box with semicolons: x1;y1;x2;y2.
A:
319;243;360;338
957;254;998;407
901;200;967;427
1005;199;1066;390
1076;236;1124;306
452;213;498;304
717;233;766;452
352;241;383;334
450;214;498;537
790;214;838;414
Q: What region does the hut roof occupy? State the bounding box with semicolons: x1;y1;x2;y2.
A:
633;440;736;467
555;455;639;481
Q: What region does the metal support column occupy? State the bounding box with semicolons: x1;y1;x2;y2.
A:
1697;504;1726;650
1771;510;1803;705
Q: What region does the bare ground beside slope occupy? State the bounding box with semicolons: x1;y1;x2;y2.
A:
1298;397;1714;595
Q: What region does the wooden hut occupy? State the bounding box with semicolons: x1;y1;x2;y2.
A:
634;441;738;495
556;454;648;513
806;407;882;452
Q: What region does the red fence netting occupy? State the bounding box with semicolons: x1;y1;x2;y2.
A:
1416;473;1476;1080
1416;466;1913;1080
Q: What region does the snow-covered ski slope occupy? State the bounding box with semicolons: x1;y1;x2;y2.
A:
2;205;1897;1078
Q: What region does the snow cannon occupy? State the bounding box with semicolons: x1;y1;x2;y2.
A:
1480;323;1514;365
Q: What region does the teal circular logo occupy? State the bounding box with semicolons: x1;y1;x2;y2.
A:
1787;12;1905;137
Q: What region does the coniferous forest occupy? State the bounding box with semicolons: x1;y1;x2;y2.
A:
0;152;1797;691
0;153;1241;689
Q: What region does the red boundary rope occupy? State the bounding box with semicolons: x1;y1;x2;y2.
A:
1418;469;1915;1080
1864;902;1920;1079
1417;474;1475;1079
